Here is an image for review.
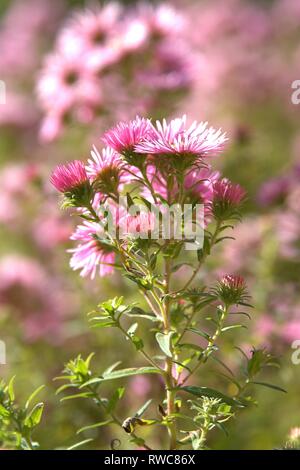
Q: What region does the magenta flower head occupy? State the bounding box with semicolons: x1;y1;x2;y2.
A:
212;178;246;221
50;160;92;207
135;115;227;172
86;146;126;199
102;116;155;165
213;274;250;307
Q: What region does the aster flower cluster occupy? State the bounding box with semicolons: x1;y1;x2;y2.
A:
50;115;244;280
37;3;194;142
48;114;284;452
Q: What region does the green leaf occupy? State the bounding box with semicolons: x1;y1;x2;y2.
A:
221;325;247;332
106;387;125;413
81;367;162;388
125;307;158;322
24;403;44;427
25;385;45;410
103;361;122;375
178;343;204;353
103;367;162;380
67;438;93;450
77;419;113;435
155;331;174;357
60;392;93;401
0;404;10;417
7;376;16;402
188;327;211;341
90;320;117;328
177;386;244;407
249;381;287;393
135;399;152;418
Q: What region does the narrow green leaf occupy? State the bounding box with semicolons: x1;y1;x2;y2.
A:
221;325;247;332
67;439;93;450
188;327;211;341
106;387;125;413
60;392;93;401
24;403;44;427
0;404;10;417
178;343;204;353
177;386;244;407
7;376;16;402
103;361;122;376
77;420;113;435
102;367;162;381
25;385;45;410
249;381;287;393
135;399;152;418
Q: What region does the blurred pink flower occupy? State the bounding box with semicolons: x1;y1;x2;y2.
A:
257;175;291;207
32;206;72;250
0;255;67;342
129;375;151;398
282;322;300;343
57;3;122;58
136;42;194;91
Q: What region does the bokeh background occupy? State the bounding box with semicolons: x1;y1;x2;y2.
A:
0;0;300;449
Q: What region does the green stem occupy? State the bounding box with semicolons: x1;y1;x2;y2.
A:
162;257;177;450
180;304;228;386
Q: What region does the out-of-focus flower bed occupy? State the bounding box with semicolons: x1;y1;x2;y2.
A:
0;0;300;449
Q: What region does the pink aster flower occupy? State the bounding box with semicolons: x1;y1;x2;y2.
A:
50;160;88;193
135;115;227;161
69;221;115;279
38;52;103;109
213;178;246;205
215;274;249;306
86;146;126;197
138;3;184;37
57;4;122;58
103;116;155;155
220;274;245;291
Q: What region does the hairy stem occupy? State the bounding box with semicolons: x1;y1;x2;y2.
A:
163;256;177;450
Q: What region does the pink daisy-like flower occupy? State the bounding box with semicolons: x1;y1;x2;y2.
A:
86;145;126;197
213;178;246;205
69;221;115;279
57;4;122;58
135;115;227;162
50;160;88;193
103;116;155;155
